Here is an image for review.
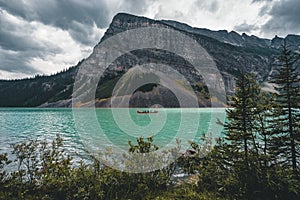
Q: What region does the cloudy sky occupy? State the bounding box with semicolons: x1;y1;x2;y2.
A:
0;0;299;80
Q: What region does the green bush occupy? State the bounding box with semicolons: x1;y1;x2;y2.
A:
0;133;299;199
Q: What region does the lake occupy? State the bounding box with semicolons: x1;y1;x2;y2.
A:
0;108;226;165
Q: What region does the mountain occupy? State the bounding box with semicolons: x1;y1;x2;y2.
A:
1;13;299;108
161;20;271;48
161;19;300;52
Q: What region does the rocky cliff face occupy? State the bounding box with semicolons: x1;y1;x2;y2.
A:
1;13;299;107
98;13;277;95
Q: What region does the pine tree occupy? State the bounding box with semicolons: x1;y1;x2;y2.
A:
270;41;300;174
254;91;275;167
224;73;260;162
222;73;267;198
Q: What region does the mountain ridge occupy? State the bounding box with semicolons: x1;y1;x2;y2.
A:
1;12;299;107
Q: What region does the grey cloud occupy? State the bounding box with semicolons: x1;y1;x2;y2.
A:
0;30;41;52
234;23;259;33
0;9;62;75
0;0;29;21
0;15;61;53
252;0;273;3
0;0;153;46
208;1;219;13
0;48;40;74
119;0;152;15
68;21;100;46
0;0;155;79
0;37;60;75
154;7;184;20
261;0;300;36
258;4;272;16
195;0;219;13
0;0;109;45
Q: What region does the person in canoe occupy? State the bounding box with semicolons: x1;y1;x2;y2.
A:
137;109;158;114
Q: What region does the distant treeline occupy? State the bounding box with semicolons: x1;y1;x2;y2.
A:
0;66;78;107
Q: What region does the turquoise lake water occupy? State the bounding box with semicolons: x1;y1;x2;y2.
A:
0;108;226;162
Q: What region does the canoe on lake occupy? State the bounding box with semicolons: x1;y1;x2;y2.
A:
137;110;158;114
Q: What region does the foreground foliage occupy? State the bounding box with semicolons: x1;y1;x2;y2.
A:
0;132;299;200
